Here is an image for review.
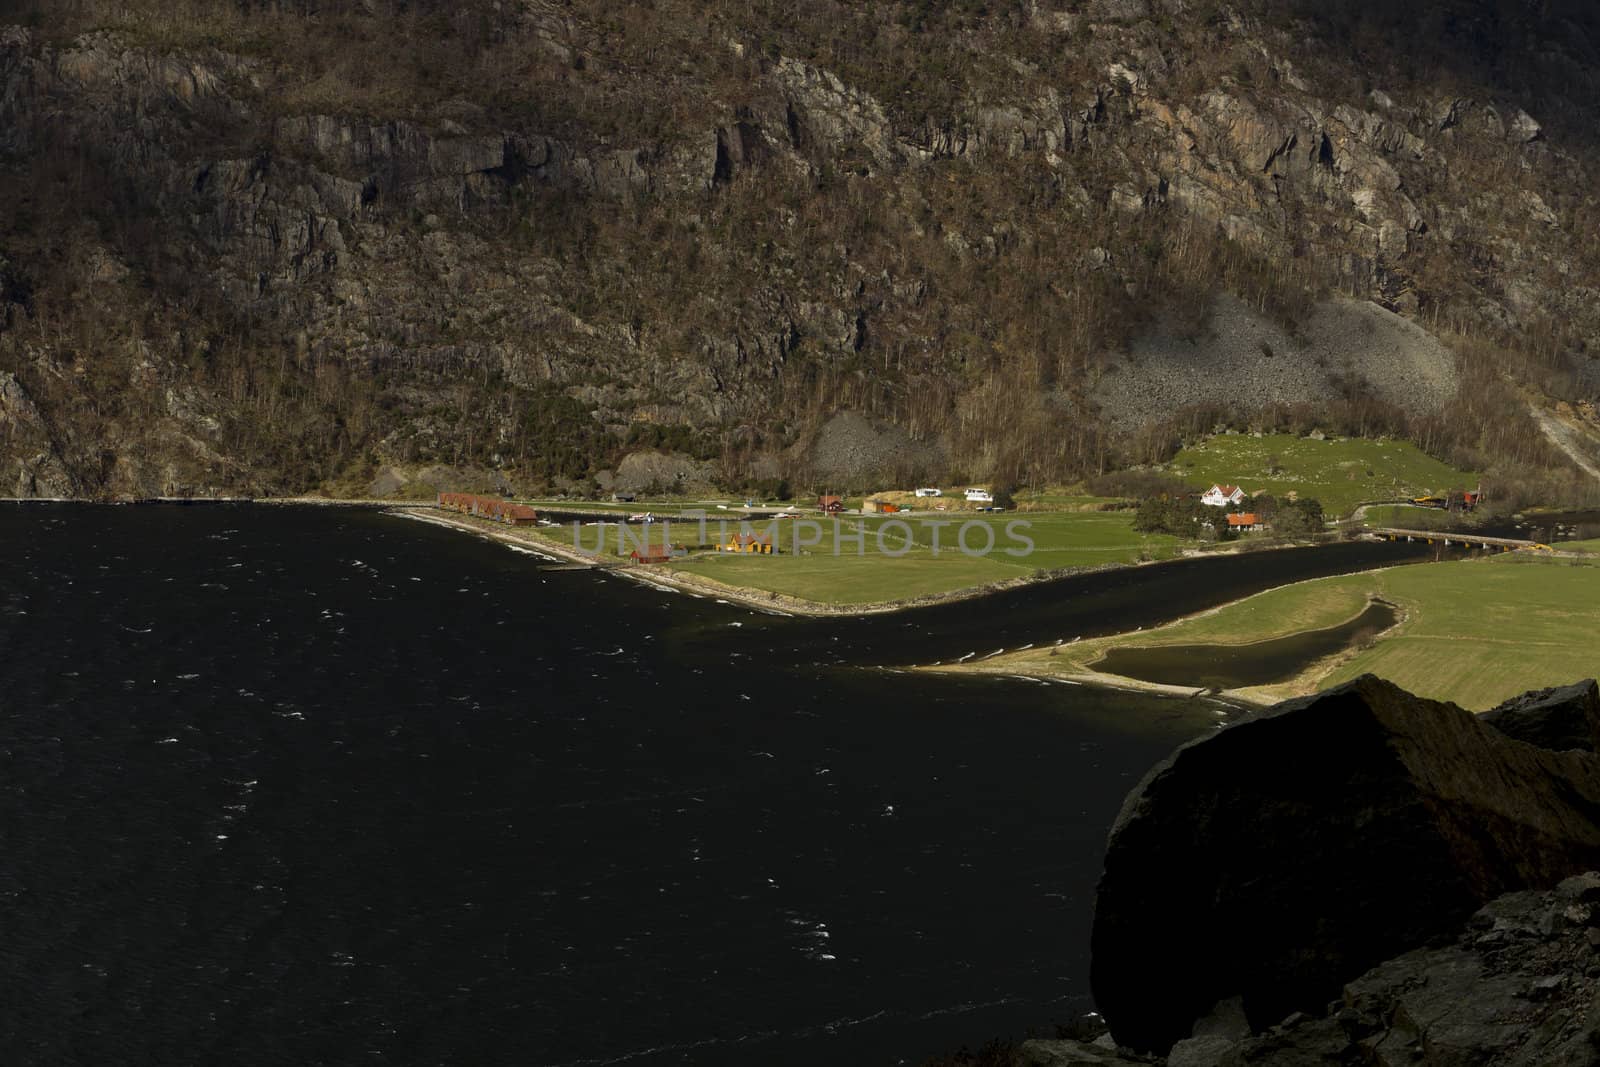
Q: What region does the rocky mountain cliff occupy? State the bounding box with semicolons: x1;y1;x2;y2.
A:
2;0;1599;497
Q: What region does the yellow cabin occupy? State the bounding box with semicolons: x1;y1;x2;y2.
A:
724;533;774;554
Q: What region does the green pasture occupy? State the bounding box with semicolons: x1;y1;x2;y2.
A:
1169;434;1478;518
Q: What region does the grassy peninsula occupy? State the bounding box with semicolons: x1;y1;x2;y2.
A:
949;553;1600;710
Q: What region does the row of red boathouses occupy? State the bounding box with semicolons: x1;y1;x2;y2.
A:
437;493;539;526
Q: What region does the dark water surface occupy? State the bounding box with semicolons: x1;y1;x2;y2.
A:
0;506;1422;1065
1093;600;1400;690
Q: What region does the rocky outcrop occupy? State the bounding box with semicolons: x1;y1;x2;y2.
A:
1223;876;1600;1065
773;57;902;168
1481;680;1600;754
0;371;71;497
1027;873;1600;1066
1091;674;1600;1054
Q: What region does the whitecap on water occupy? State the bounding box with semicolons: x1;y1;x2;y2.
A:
785;913;836;961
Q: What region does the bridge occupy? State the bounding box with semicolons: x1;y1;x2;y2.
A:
1367;528;1551;552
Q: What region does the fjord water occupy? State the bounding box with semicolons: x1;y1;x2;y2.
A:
0;506;1418;1065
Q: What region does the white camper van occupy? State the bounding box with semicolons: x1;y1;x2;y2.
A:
964;488;993;503
914;488;941;498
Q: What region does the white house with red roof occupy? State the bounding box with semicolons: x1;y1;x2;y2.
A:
1201;484;1247;507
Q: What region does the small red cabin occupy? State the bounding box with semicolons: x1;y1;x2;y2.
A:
818;495;844;514
630;547;673;564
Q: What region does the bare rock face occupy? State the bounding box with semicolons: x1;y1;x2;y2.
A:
1091;675;1600;1053
0;371;73;497
1481;680;1600;753
1212;874;1600;1064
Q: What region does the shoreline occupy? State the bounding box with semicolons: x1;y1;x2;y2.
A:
926;659;1272;708
8;495;1362;622
395;506;1347;619
928;568;1420;705
392;508;1145;617
0;496;437;507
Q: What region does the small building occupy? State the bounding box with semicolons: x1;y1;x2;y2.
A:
1202;484;1247;508
612;492;637;503
724;533;774;554
818;495;844;514
437;492;537;525
862;499;901;514
630;546;674;564
1226;512;1263;532
500;503;539;526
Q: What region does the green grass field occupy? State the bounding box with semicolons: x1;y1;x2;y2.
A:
984;553;1600;709
1560;537;1600;553
1168;434;1478;518
524;511;1189;605
1012;490;1129;511
1356;504;1460;528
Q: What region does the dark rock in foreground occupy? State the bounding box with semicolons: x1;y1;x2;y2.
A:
1481;680;1600;754
1028;873;1600;1065
1091;675;1600;1053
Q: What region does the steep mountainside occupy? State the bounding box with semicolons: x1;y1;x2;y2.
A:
2;0;1599;497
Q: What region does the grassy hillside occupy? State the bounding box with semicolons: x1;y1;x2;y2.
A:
1168;434;1479;517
